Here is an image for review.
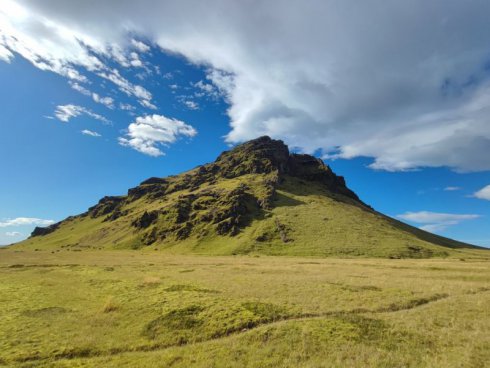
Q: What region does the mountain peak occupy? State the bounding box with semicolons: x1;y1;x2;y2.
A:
215;136;360;202
214;136;290;175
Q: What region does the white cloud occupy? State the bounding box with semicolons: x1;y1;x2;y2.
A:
139;99;157;110
92;93;114;109
3;1;490;171
397;211;480;233
193;79;222;100
118;114;197;156
119;103;135;111
444;186;461;192
69;81;91;95
69;82;115;109
81;129;101;137
97;69;154;108
131;39;150;53
129;52;143;68
0;0;102;81
54;104;110;124
0;2;156;109
183;100;199;110
474;185;490;201
0;217;55;228
0;44;14;62
5;231;22;236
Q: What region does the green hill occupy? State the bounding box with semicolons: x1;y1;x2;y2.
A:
15;136;483;258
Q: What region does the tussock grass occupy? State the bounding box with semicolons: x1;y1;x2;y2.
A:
101;297;119;313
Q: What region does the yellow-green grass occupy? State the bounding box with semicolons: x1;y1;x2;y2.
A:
0;248;488;367
14;175;487;259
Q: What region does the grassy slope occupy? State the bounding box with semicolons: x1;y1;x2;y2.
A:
0;249;488;367
15;174;486;259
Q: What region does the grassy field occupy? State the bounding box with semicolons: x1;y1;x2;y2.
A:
0;248;489;367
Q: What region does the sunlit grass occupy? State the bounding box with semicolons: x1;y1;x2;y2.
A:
0;248;488;367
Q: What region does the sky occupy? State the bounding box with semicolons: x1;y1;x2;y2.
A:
0;0;489;247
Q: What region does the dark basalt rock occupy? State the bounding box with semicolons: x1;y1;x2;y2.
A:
172;197;193;224
132;211;159;229
214;136;290;178
287;153;361;202
31;223;60;237
88;196;124;218
140;177;168;185
128;182;167;200
104;209;129;222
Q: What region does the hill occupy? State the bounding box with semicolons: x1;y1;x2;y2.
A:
16;136;483;258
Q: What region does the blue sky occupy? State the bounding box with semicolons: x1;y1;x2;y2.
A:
1;0;489;246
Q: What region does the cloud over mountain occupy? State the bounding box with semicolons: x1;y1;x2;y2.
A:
2;0;490;170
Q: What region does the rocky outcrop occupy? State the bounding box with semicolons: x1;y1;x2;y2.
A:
132;211;159;229
88;196;124;218
213;136;290;178
287;153;361;202
31;223;60;237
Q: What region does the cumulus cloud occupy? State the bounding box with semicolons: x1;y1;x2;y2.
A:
118;114;197;156
0;217;55;228
81;129;101;137
397;211;480;233
54;104;110;123
3;0;490;171
473;185;490;201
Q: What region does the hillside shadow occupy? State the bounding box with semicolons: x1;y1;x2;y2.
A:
273;192;304;207
278;177;365;209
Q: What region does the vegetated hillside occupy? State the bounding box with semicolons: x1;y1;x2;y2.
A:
16;136;483;258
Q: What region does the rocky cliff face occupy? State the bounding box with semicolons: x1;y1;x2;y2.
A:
209;136;361;202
